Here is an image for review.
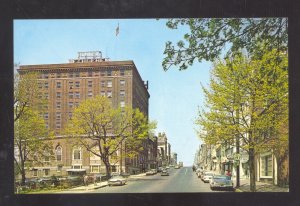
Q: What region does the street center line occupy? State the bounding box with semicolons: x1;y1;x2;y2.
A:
185;168;187;175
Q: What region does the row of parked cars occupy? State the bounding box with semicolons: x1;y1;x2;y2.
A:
195;169;234;191
146;167;170;176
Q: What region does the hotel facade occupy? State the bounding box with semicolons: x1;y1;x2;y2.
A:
17;51;155;178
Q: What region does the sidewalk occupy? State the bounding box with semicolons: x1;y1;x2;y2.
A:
68;173;147;191
232;177;289;192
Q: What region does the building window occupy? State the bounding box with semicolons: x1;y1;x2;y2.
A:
68;102;73;108
111;165;116;172
38;82;42;89
75;92;80;98
107;69;112;76
120;69;125;76
56;102;61;109
69;72;74;78
90;165;100;173
68;81;74;89
73;148;82;160
56;146;62;161
107;91;112;98
100;91;105;96
88;71;93;77
56;112;61;120
72;165;81;169
57;73;61;78
75;72;80;77
107;80;112;88
33;169;38;177
88;80;93;87
57;165;63;172
88;91;93;98
44;73;49;79
120;101;125;108
101;81;105;87
56;82;61;89
44;149;50;162
44;113;49;120
120;80;125;86
120;90;125;97
43;169;50;176
44;82;49;89
74;102;79;107
68;112;72;119
75;81;80;88
56;121;61;129
44;93;49;99
261;155;273;177
100;71;105;76
56;92;61;99
69;92;74;99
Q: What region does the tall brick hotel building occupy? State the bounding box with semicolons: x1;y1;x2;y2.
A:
18;51;157;177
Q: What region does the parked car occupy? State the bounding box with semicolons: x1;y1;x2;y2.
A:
108;175;127;186
174;165;180;169
166;166;170;169
161;170;169;176
146;170;155;175
210;175;234;191
202;172;214;183
157;167;163;173
195;168;202;177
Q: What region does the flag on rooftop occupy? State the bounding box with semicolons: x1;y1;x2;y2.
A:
116;23;119;36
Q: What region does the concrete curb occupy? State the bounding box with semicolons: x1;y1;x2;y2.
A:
70;183;108;191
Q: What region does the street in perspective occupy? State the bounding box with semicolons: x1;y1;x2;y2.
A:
13;18;289;194
60;166;233;193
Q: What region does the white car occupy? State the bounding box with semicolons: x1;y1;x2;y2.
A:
108;175;127;186
202;172;214;183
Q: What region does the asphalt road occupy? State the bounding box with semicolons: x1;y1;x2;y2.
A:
89;167;233;193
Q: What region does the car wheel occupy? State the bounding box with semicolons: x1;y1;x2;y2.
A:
210;187;214;191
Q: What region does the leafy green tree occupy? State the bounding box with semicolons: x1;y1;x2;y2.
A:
65;95;156;177
14;72;50;185
14;108;50;185
14;72;46;121
196;50;288;191
162;18;287;71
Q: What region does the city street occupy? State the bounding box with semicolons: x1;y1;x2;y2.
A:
87;167;233;193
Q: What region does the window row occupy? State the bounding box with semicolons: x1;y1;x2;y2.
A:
39;79;126;90
56;90;126;99
39;68;127;79
41;146;102;162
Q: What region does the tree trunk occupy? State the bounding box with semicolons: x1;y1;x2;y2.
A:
249;147;256;192
276;150;289;187
103;158;111;178
21;161;26;186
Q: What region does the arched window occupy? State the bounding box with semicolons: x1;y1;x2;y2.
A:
56;146;62;161
73;147;81;160
44;149;50;162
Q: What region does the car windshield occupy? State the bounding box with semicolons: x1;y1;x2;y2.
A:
111;176;122;179
213;175;230;180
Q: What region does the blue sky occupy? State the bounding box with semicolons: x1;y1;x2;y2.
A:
14;19;212;166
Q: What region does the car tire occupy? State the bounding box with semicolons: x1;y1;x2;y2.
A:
210;187;214;191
